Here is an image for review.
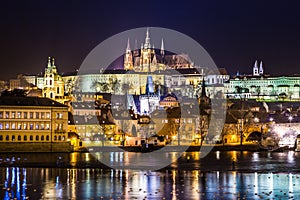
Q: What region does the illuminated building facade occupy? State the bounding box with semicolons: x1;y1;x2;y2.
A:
0;96;70;152
225;60;300;100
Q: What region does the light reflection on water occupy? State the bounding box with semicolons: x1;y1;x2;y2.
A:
2;151;300;199
1;167;300;199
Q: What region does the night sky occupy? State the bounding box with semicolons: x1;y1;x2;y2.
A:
1;0;300;80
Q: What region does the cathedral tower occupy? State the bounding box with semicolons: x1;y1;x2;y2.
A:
124;38;133;70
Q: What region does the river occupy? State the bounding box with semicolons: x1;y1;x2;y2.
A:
1;151;300;199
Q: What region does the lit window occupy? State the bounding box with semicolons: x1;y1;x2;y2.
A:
5;112;9;119
35;123;39;130
0;123;2;130
30;112;34;119
41;112;45;119
17;112;21;118
46;112;50;119
5;123;9;130
17;123;21;130
35;112;39;119
29;123;33;130
23;123;27;130
45;123;50;130
11;123;16;130
11;112;15;118
23;112;27;119
0;112;3;118
41;124;44;130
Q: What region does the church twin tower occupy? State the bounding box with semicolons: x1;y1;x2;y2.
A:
253;60;264;76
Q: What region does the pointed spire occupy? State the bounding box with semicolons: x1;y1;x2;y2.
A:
126;38;131;51
259;60;264;75
51;58;56;68
144;28;151;49
253;60;259;76
160;38;165;56
47;57;51;68
146;75;154;94
254;60;258;68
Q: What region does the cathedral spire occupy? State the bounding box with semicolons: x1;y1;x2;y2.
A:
144;28;151;49
126;38;131;52
160;38;165;56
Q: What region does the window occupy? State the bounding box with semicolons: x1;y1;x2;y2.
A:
0;112;3;118
41;135;44;141
23;112;27;119
0;123;2;130
46;135;50;141
18;135;21;141
36;135;39;141
29;112;34;119
5;123;9;130
35;123;39;130
30;135;33;141
23;123;27;130
46;112;50;119
40;124;44;130
57;87;60;94
6;135;9;141
58;136;61;141
17;112;21;118
0;135;2;141
41;112;45;119
50;80;52;85
45;123;50;130
35;112;39;119
17;123;21;130
5;112;9;118
11;112;15;118
24;135;27;141
54;136;57;141
29;123;33;130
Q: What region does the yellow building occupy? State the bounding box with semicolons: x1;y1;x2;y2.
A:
42;57;67;104
0;96;70;152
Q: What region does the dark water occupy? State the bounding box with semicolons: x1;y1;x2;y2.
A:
1;151;300;199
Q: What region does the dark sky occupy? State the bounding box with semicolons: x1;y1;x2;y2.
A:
1;0;300;80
